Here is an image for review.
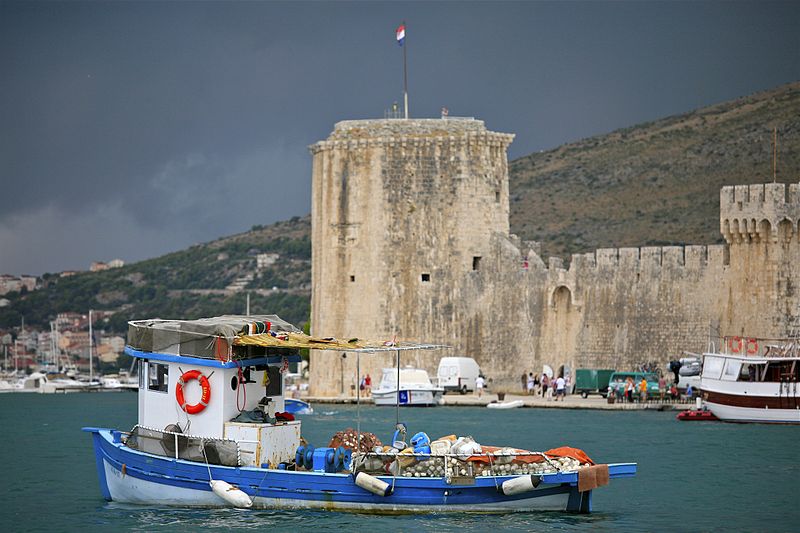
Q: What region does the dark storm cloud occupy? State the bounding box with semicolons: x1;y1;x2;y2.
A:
1;1;798;274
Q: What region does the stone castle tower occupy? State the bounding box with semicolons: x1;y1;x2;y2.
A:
309;119;514;395
308;117;800;395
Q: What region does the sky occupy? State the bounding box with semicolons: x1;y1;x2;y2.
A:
1;1;798;276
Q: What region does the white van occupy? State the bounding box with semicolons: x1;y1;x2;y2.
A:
437;357;482;394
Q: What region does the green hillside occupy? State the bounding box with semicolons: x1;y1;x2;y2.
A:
0;217;311;333
509;81;800;260
2;82;798;332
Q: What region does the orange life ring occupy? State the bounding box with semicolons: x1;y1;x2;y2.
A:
176;370;211;414
729;336;743;353
746;338;758;355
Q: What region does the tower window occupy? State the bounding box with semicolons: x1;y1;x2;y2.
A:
350;275;355;282
495;190;500;203
421;273;430;282
473;257;482;271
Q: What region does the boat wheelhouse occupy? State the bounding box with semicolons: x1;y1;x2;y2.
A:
84;314;636;513
700;336;800;424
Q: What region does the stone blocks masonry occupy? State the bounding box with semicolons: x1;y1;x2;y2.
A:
308;118;800;395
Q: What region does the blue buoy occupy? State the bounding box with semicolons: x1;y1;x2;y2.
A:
295;445;306;469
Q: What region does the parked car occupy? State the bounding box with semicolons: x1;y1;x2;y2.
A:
607;371;661;398
437;356;481;394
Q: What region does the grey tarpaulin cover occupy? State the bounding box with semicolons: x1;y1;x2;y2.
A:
127;315;300;358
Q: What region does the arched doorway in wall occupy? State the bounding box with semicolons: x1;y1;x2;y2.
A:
552;285;572;312
543;285;579;381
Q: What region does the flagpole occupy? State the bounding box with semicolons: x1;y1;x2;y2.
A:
403;20;408;119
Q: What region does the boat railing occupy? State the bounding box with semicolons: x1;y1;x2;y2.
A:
349;450;583;479
124;424;242;467
717;336;800;358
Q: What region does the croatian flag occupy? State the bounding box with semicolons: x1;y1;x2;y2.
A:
396;24;405;46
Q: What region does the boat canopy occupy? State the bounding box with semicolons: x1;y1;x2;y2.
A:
128;315;445;361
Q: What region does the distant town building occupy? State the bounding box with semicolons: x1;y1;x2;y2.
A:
257;253;279;269
90;259;124;272
0;274;38;295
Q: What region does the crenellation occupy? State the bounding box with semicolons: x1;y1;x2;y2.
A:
596;248;619;267
618;248;639;268
684;245;708;268
662;246;685;267
640;247;662;268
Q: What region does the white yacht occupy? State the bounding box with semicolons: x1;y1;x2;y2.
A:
700;337;799;424
372;367;444;406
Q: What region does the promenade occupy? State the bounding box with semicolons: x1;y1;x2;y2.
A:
303;391;695;411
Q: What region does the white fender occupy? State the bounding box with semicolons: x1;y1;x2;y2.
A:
354;472;392;497
500;474;541;496
210;479;253;508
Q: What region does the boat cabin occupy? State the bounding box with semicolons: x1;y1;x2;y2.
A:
126;316;303;469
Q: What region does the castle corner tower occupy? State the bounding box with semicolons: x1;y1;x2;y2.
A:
309;118;514;395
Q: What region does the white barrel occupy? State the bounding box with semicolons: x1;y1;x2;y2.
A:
354;472;392;496
500;474;541;496
210;479;253;508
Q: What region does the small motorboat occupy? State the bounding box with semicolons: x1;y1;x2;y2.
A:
676;409;718;421
487;400;524;409
284;398;313;415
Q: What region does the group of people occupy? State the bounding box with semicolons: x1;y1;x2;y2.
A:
609;375;693;403
521;372;568;401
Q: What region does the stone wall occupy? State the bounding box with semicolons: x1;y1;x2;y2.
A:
308;118;800;394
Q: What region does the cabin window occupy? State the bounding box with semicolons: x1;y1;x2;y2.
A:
421;273;430;282
702;356;724;380
722;360;741;380
148;362;169;393
138;361;145;389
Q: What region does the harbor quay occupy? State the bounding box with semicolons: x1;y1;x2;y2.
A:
302;392;694;411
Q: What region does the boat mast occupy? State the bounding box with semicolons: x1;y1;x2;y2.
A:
396;347;400;426
88;309;93;383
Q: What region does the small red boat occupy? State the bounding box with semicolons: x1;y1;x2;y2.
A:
676;409;718;421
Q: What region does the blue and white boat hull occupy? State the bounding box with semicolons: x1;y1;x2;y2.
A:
84;427;636;513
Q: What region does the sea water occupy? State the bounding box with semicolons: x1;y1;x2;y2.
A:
0;393;796;532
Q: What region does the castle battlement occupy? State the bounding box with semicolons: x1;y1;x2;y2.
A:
309;118;515;154
720;182;800;243
547;243;728;273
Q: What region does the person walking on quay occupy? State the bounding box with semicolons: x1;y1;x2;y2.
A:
541;374;550;399
625;377;634;403
658;375;666;402
554;375;566;401
475;374;486;397
533;373;540;396
365;373;372;397
639;376;648;402
521;372;528;394
526;372;535;395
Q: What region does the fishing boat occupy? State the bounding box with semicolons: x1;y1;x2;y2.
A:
700;336;800;424
372;367;444;406
284;398;313;415
84;315;637;513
